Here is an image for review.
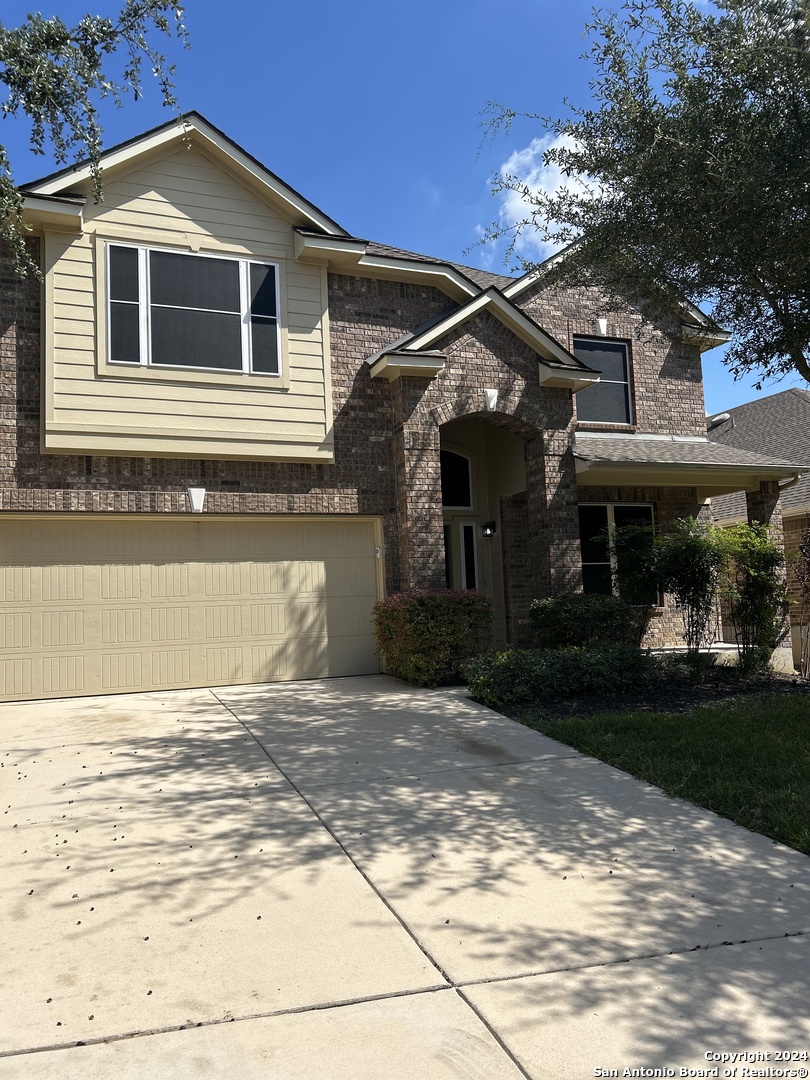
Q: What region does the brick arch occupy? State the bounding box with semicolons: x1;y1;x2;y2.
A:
430;394;548;437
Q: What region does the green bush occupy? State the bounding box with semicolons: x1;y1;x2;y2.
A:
465;646;658;710
530;593;644;648
373;590;493;687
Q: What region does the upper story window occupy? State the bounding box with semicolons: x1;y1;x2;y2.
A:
573;338;632;425
107;244;280;376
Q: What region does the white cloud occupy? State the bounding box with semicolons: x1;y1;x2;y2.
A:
489;132;588;263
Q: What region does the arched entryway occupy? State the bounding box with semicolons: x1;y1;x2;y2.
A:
439;416;528;645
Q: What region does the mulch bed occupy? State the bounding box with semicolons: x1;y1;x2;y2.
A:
519;669;810;722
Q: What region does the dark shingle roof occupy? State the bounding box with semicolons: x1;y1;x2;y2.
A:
365;241;514;290
707;388;810;518
574;435;806;469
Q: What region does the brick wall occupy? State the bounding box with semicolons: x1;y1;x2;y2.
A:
517;282;707;437
0;245;717;650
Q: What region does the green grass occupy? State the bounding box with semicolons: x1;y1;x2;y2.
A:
519;694;810;855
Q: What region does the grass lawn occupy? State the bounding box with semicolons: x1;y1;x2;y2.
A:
516;693;810;856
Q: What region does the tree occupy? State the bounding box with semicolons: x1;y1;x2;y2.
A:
482;0;810;386
1;1;188;274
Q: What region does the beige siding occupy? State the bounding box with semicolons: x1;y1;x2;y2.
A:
43;145;334;461
0;517;382;701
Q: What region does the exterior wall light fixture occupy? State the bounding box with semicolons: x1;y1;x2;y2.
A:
481;521;497;538
186;486;206;514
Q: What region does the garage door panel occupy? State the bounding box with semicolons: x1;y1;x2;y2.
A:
0;518;381;700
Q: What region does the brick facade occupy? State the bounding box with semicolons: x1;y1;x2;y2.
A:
0;239;754;654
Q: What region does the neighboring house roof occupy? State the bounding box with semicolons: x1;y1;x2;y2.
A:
707;388;810;520
574;433;806;494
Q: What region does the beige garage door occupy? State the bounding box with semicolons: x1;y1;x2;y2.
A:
0;516;382;701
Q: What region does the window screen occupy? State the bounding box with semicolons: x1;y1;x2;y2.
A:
107;245;281;375
573;339;632;424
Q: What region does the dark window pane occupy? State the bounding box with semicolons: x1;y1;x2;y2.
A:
150;251;240;313
573;339;629;382
441;450;472;507
576;380;631;424
109;246;139;302
582;563;613;594
613;505;654;530
578;505;609;563
109;302;140;363
250;263;277;318
443;525;452;588
151;308;242;370
462;524;477;589
250;317;280;373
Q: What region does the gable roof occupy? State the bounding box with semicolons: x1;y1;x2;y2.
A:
22;111;349;237
708;388;810;518
367;287;600;391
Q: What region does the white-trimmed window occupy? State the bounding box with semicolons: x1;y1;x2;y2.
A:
579;503;656;601
573;338;633;424
107;244;280;375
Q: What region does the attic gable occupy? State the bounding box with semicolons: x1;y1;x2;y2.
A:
22;112;347;237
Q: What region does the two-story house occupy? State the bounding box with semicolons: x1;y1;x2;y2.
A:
1;113;803;701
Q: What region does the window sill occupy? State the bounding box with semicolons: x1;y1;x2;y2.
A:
97;358;291;391
576;422;637;433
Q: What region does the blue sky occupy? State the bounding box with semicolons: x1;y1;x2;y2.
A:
2;0;805;414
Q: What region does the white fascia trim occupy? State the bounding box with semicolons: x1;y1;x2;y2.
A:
356;256;479;298
295;233;367;262
26;117;344;235
368;354;446;381
22;194;84;227
538;365;601;392
403;289;579;367
681;323;732;349
577;432;709;443
574;457;804;475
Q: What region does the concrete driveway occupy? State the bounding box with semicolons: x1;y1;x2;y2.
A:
2;675;809;1078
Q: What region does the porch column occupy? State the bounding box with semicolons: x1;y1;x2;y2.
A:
525;431;583;599
745;479;793;669
392;379;445;592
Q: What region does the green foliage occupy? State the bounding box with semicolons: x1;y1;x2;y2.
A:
482;0;810;386
0;2;188;274
796;521;810;678
530;593;645;648
655;518;724;655
718;521;787;672
524;694;810;855
372;590;493;688
465;646;658;710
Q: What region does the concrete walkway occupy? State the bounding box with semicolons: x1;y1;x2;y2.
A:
2;675;808;1078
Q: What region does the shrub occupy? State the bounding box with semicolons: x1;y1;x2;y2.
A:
718;522;788;673
465;646;658;710
373;590;493;687
530;593;643;648
655;518;724;655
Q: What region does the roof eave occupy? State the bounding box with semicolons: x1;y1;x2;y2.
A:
22;112;347;236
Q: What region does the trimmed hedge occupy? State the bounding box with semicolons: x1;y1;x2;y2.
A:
465;646;658;710
530;593;646;648
373;589;493;687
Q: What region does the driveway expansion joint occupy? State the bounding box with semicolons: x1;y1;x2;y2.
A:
452;927;808;990
208;690;455;986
